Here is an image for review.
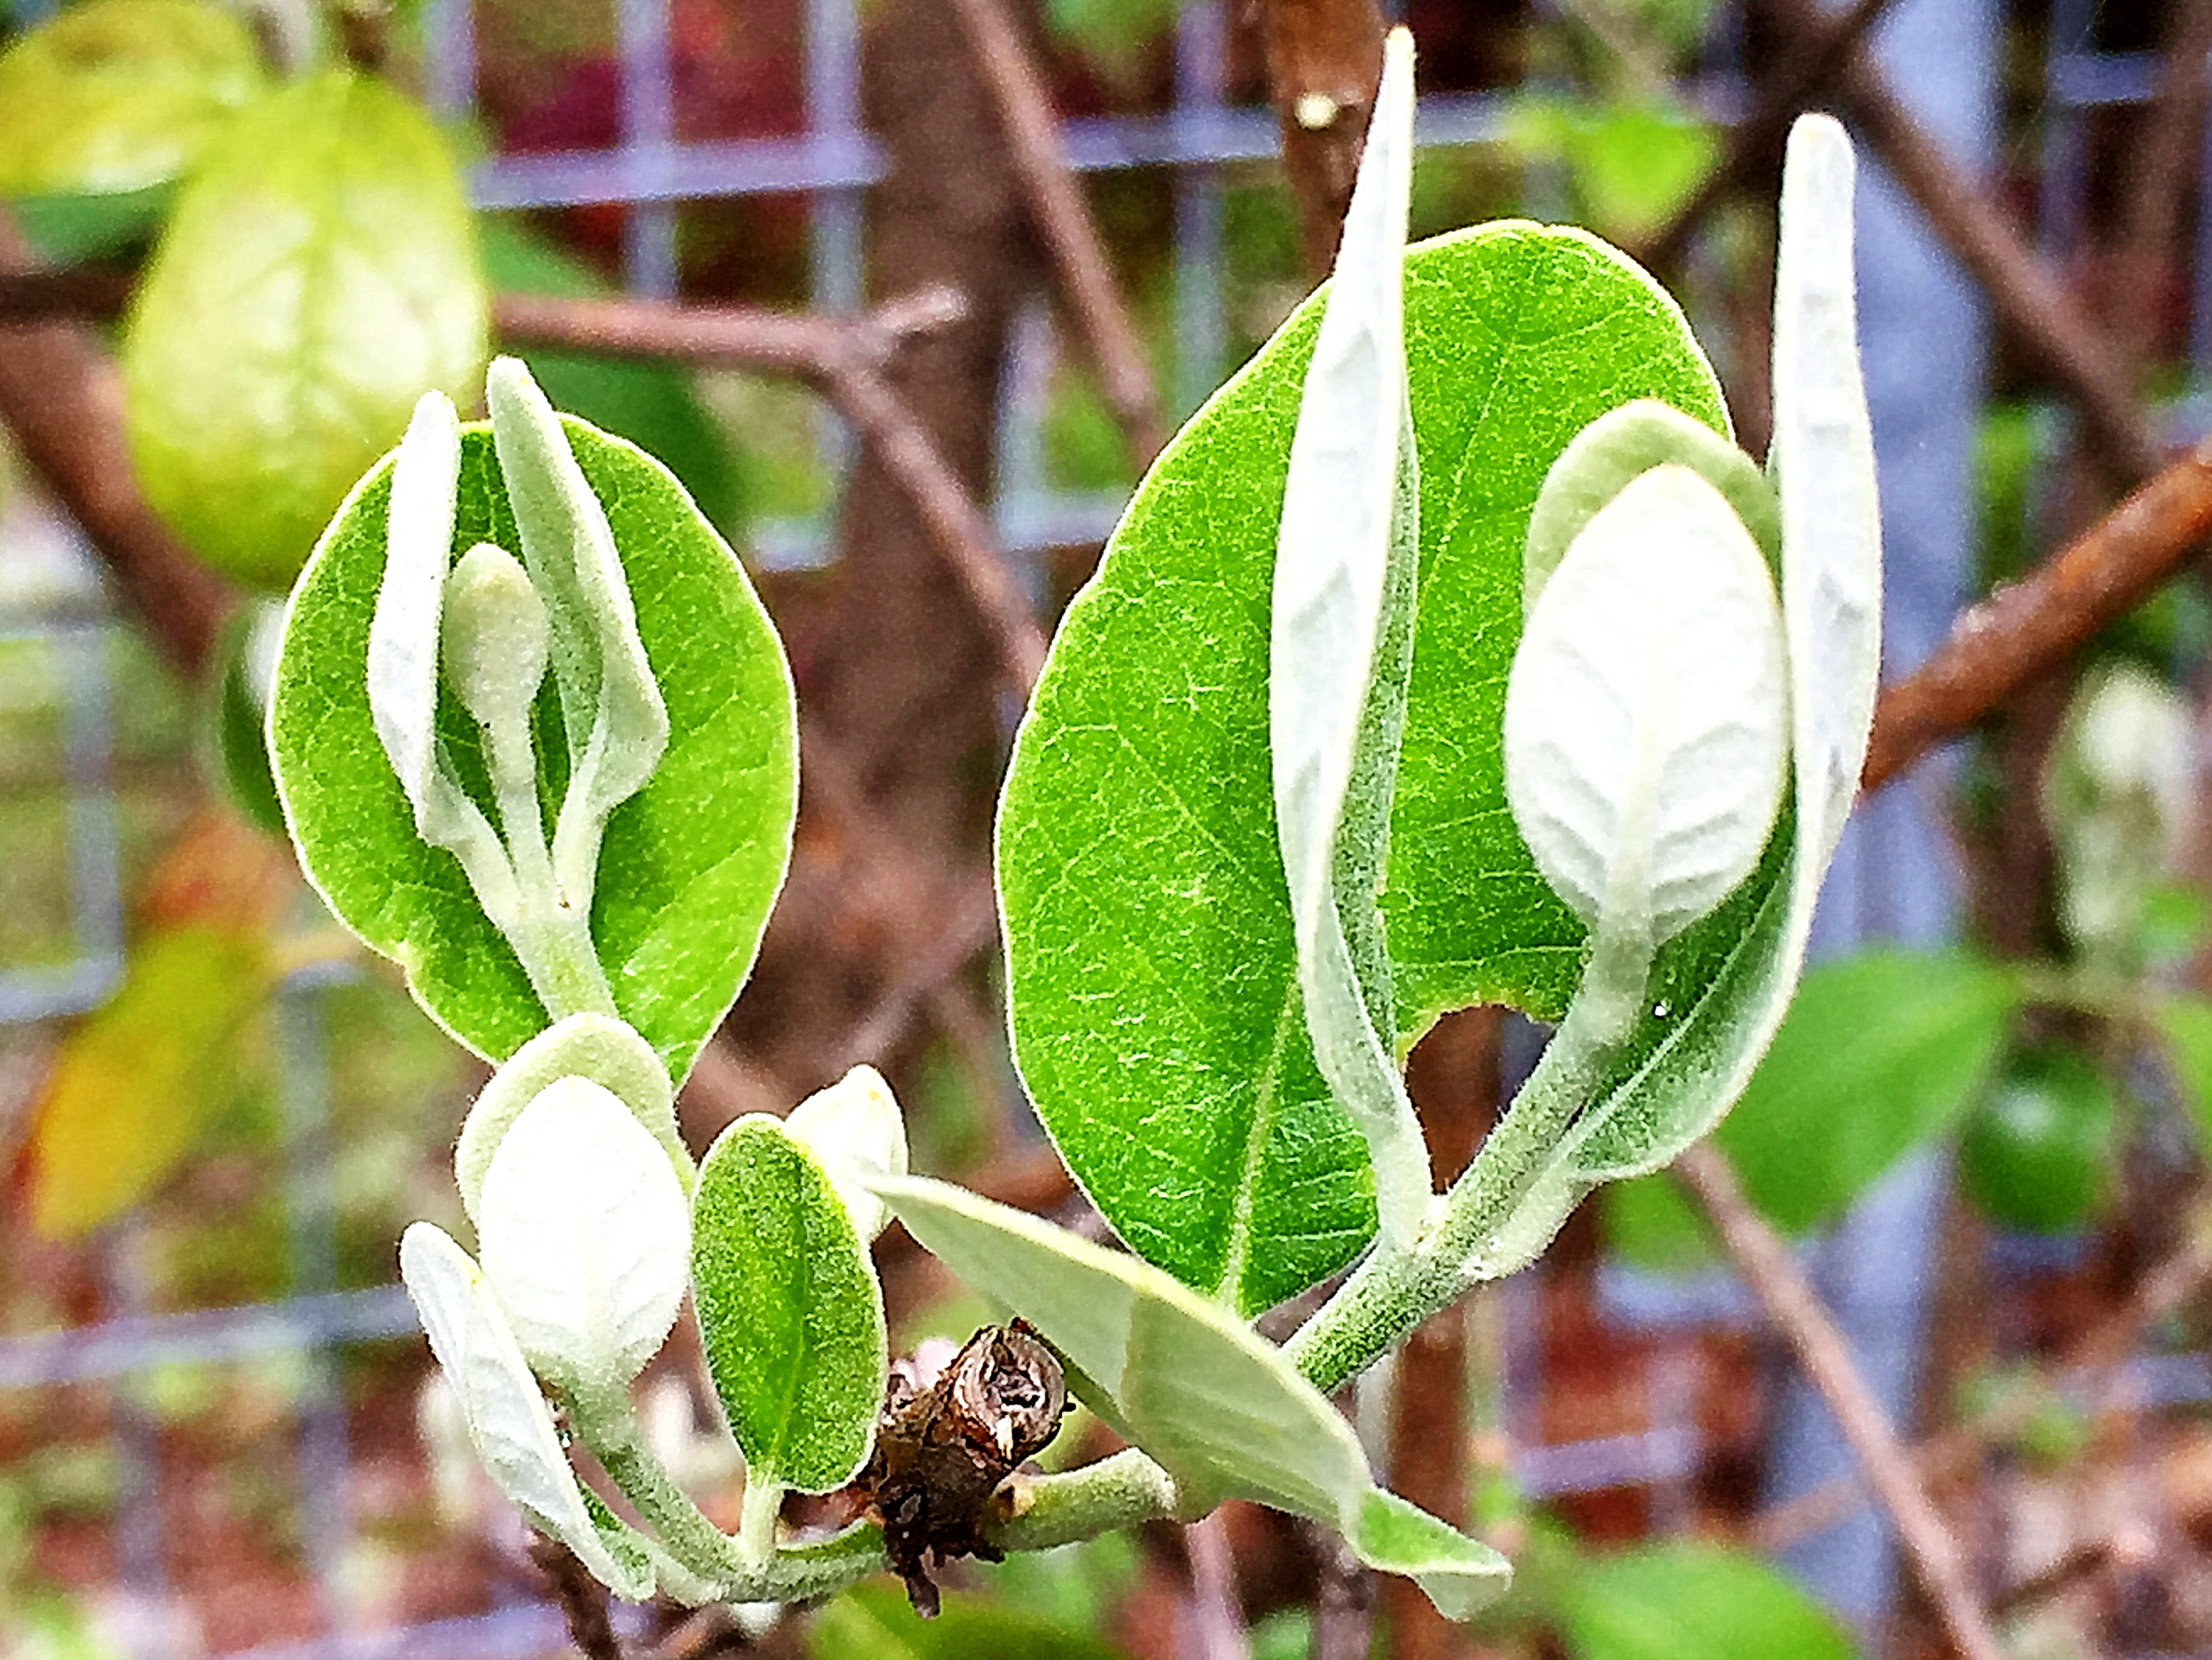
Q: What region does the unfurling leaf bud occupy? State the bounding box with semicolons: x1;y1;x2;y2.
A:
442;542;549;733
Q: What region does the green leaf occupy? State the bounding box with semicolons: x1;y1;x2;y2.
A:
1598;1172;1716;1272
808;1583;1135;1660
2154;993;2212;1155
1502;97;1717;246
1555;1541;1859;1660
999;222;1730;1315
206;604;284;835
478;218;748;536
10;182;173;261
0;0;263;197
269;411;797;1082
1959;1045;2115;1235
122;69;488;589
873;1173;1511;1620
692;1116;885;1493
1714;947;2020;1234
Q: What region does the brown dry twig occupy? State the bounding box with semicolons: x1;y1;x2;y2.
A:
1634;0;1901;272
1259;0;1390;279
1755;0;2165;483
1863;432;2212;790
1675;1142;2006;1660
944;0;1165;465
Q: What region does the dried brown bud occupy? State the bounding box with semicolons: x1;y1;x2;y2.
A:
855;1321;1069;1617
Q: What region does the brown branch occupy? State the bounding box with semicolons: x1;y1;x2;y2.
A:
492;284;968;378
1259;0;1389;280
819;356;1048;691
1635;0;1901;272
1752;0;2166;483
1675;1143;2005;1660
0;219;230;679
0;259;1047;692
1754;1187;2212;1552
1862;433;2212;790
528;1535;626;1660
946;0;1166;465
1182;1509;1248;1660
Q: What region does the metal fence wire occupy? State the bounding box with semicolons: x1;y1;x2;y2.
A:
3;0;2210;1654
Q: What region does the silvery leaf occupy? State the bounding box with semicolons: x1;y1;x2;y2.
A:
783;1065;908;1241
475;1076;692;1394
1269;25;1429;1244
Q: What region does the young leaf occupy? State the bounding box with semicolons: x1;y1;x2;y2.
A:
399;1222;656;1600
1439;112;1882;1283
692;1116;885;1493
1503;463;1786;947
1522;398;1779;604
1769;113;1882;874
0;0;263;197
455;1011;692;1227
1715;947;2019;1234
999;222;1730;1316
270;411;798;1082
476;1076;692;1396
873;1174;1510;1621
784;1065;909;1242
1555;1541;1856;1660
1269;27;1429;1248
364;392;513;909
122;70;488;589
486;357;671;913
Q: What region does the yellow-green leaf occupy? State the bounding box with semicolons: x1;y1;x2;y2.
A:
0;0;263;197
122;70;487;588
27;924;270;1237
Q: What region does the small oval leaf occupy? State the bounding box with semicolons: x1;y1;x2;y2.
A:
122;70;488;588
1504;463;1786;944
271;410;798;1082
476;1076;692;1395
0;0;263;196
692;1116;885;1493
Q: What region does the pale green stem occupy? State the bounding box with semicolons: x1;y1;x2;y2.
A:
1284;916;1654;1396
480;707;617;1020
738;1467;784;1571
570;1379;1186;1607
569;1386;750;1584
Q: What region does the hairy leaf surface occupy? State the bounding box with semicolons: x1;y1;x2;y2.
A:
693;1116;885;1493
271;415;797;1081
998;224;1728;1313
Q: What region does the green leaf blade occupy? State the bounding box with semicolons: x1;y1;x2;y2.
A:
1556;1542;1858;1660
1000;223;1728;1314
122;70;487;589
270;415;797;1081
692;1116;886;1494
